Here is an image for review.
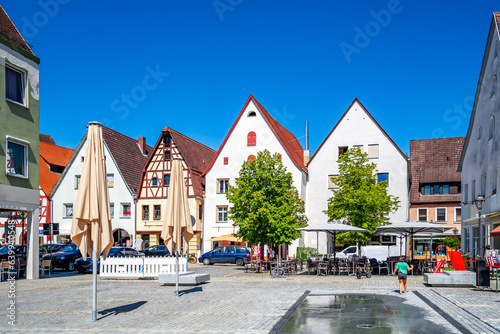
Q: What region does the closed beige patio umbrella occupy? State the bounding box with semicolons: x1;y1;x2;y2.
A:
160;158;193;297
71;122;113;321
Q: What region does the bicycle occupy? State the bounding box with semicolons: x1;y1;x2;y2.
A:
188;253;197;264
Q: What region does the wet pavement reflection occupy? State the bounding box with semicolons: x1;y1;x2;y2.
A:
278;294;455;334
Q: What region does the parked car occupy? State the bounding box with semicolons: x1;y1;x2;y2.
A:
40;244;65;253
0;245;46;261
140;245;170;257
199;246;250;266
41;243;82;271
75;247;143;274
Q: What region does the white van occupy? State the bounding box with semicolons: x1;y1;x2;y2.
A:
335;245;400;262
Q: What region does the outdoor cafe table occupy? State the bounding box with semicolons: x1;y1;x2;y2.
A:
486;265;500;293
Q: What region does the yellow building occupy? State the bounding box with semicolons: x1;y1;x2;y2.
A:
135;128;215;255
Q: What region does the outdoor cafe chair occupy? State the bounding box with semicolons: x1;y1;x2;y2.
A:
40;260;52;278
378;261;389;275
317;260;329;276
0;261;9;281
338;260;349;275
306;258;317;275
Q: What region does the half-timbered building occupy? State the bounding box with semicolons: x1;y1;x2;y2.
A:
136;127;215;254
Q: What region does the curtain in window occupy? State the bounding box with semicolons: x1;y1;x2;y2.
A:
7;141;24;175
6;67;23;104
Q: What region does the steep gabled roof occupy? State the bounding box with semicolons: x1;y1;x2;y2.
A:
39;134;56;145
0;5;38;61
165;128;216;174
459;12;500;171
39;140;75;196
137;127;216;198
409;137;464;204
308;98;407;163
101;126;153;194
203;95;307;175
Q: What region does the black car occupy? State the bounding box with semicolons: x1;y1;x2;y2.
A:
41;243;82;271
75;247;143;274
139;245;170;257
40;244;65;253
0;245;46;261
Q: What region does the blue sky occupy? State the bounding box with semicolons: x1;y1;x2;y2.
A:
3;1;499;156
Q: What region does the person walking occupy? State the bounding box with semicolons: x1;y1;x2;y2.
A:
393;256;413;294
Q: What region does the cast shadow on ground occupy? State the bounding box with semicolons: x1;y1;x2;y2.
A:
98;301;148;320
179;286;203;296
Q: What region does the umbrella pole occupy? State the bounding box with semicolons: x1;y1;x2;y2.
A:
333;232;336;262
175;251;179;298
92;247;97;322
316;231;319;255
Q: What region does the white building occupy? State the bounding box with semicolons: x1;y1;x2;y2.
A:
203;95;308;255
51;126;152;246
459;12;500;256
306;98;409;254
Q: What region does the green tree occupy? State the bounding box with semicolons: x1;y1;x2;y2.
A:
227;150;308;258
324;148;400;244
441;237;461;251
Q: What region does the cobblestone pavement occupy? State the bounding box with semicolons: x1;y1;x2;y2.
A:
0;264;499;333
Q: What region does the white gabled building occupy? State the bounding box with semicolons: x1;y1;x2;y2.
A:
202;95;308;255
51;125;152;246
306;98;409;254
459;12;500;256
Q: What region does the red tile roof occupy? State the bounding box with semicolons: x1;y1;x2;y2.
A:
39;141;75;196
0;5;35;56
203;95;306;175
409;137;464;204
495;12;500;35
39;134;56;145
102;126;153;195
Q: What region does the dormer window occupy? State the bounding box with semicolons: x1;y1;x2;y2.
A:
247;131;256;146
248;111;257;117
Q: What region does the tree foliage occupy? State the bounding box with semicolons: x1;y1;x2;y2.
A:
324;148;400;244
227;150;308;249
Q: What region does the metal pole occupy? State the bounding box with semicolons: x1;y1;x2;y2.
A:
478;209;483;259
175;251;179;298
92;247;97;322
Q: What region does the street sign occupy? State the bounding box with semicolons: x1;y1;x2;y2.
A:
43;223;50;235
52;223;59;235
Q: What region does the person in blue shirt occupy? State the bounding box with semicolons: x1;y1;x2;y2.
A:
393;256;413;294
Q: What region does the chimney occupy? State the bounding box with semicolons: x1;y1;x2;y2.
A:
303;121;310;165
138;137;147;154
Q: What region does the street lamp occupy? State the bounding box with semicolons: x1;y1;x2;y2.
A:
475;195;485;258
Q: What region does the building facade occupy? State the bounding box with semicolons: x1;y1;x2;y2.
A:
0;5;41;279
135;127;215;254
51;126;151;246
306;98;409;254
459;12;500;256
39;135;75;244
203;95;308;256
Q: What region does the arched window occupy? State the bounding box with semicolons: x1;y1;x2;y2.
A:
247;131;256;146
489;116;495;140
248;111;256;117
491;76;496;98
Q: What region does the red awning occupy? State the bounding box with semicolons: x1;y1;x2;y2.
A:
491;225;500;237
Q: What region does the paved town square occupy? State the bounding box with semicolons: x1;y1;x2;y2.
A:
1;264;499;334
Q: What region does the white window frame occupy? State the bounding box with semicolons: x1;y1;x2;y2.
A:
454;207;461;223
436;207;446;222
64;203;73;218
353;145;363;153
217;206;228;223
121;203;131;218
367;144;379;159
5;62;27;107
6;136;29;179
418;208;427;222
217;179;229;194
328;174;339;189
107;173;114;188
75;175;81;189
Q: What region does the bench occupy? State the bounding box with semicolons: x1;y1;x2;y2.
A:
158;271;210;286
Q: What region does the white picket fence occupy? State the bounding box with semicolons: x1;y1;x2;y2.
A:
100;256;187;278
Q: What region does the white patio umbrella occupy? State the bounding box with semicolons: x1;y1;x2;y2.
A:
376;221;452;260
160;158;194;297
71;122;113;322
299;223;369;261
